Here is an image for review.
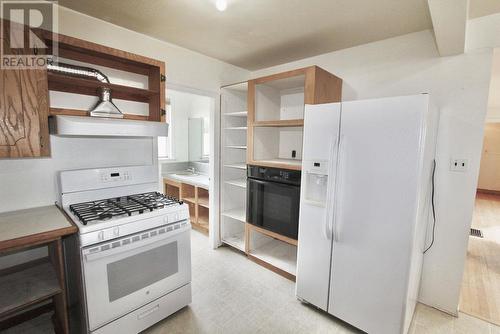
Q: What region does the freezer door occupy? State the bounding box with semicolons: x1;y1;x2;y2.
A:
328;95;427;334
296;103;341;310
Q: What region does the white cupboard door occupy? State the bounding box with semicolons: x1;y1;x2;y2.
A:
296;103;340;310
328;95;427;334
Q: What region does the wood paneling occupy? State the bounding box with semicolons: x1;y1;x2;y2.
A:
0;20;50;158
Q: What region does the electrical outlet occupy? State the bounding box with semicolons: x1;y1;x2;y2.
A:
450;158;468;172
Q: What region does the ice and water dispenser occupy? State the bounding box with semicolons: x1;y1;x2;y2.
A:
303;160;330;206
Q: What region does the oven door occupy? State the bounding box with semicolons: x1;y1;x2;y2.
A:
247;178;300;239
81;223;191;331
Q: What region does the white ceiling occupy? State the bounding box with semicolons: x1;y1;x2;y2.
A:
59;0;500;71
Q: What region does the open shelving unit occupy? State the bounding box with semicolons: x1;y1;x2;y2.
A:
40;30;166;123
163;179;209;234
220;82;248;253
218;67;342;280
247;66;342;171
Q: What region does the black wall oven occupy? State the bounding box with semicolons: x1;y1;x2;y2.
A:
246;165;301;239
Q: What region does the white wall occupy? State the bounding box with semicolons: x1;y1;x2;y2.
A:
167;89;212;162
0;6;248;214
251;28;495;314
477;123;500;191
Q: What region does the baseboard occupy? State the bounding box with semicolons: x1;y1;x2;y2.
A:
477;189;500;196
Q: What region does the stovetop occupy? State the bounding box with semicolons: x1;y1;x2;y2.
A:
69;192;183;225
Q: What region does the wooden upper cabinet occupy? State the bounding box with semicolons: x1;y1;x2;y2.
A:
0;20;50;158
246;66;342;170
0;20;166;158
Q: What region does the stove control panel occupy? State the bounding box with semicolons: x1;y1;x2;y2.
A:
100;171;131;183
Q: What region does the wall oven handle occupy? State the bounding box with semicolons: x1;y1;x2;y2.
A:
332;135;345;242
324;136;339;240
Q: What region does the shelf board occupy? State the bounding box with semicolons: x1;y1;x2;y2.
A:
49;108;150;121
182;197;196;204
198;197;209;208
0;260;61;317
225;179;247;189
250;159;302;171
225;127;248;130
222;231;246;252
252;119;304;127
47;72;158;103
222;208;246;223
226;145;247;150
249;238;298;276
224;163;247;170
224;111;247;117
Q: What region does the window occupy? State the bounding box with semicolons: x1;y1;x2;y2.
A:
158;98;172;159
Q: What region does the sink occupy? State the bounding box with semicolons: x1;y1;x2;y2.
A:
174;171;199;176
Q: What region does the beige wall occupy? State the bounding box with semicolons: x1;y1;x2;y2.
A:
478;123;500;191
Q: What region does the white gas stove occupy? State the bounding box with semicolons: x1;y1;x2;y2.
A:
60;165;192;334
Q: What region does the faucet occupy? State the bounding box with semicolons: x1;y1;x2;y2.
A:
187;167;195;174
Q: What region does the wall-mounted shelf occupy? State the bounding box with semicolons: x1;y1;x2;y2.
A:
47;73;158;103
42;30;166;123
49;108;149;121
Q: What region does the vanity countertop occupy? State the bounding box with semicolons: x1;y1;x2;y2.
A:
163;173;209;190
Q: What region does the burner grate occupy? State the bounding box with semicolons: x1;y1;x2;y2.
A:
70;192;181;225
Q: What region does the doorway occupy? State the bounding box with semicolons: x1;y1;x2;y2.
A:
157;84;218;249
459;50;500;326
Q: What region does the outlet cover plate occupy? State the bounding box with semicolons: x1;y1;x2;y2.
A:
450;158;468;172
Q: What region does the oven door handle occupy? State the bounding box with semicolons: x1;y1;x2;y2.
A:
83;227;187;263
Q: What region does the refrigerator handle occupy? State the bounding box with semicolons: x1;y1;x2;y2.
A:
332;135;345;242
324;136;339;240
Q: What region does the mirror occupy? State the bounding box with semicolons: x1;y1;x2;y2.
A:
188;117;209;162
159;89;212;163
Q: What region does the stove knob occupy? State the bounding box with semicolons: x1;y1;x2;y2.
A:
98;231;104;241
113;227;120;237
163;216;169;224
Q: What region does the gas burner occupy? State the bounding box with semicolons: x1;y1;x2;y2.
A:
69;192;182;225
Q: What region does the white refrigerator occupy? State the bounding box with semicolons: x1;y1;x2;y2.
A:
296;94;438;334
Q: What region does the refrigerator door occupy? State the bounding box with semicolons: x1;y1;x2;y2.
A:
296;103;341;310
328;95;427;334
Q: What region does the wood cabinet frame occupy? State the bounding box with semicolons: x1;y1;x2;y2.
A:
247;66;342;170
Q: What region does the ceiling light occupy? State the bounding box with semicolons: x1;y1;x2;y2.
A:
216;0;227;11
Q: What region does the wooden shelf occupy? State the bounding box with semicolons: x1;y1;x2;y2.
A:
49;108;149;121
222;208;246;223
252;119;304;127
225;179;247;189
224;111;247;117
0;260;61;318
246;223;298;246
197;197;209;208
222;231;246;252
182;197;196;204
248;239;297;278
48;73;158;103
192;220;209;234
225;127;248;130
249;159;302;171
